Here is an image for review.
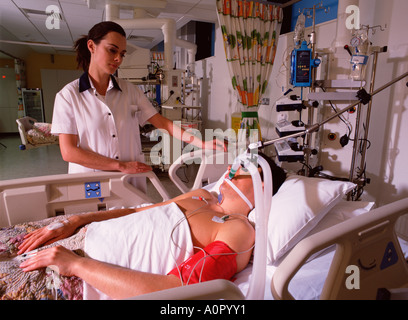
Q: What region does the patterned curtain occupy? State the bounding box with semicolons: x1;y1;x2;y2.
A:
216;0;283;140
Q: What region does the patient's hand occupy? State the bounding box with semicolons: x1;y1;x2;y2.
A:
17;218;78;254
19;245;80;276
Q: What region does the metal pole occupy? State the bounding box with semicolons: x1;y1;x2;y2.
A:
347;51;379;200
357;51;379;178
304;4;317;176
348;100;362;182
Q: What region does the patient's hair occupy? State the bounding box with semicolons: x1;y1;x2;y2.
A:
74;21;127;72
258;152;286;195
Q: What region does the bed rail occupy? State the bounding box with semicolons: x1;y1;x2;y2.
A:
0;171;170;227
168;150;231;193
271;197;408;300
130;279;245;300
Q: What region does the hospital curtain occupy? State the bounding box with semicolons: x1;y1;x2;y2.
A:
216;0;283;140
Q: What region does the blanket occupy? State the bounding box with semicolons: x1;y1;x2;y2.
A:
0;215;85;300
84;202;194;299
26;122;58;145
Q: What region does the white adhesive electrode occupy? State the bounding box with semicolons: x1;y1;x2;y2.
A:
47;219;69;230
211;215;229;224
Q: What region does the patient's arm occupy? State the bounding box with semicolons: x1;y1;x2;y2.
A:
18;197;180;254
18;189;216;254
215;218;255;273
20;246;182;299
18;207;137;254
70;188;214;228
20;214;253;299
73;255;182;299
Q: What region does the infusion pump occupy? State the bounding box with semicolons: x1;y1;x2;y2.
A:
290;41;320;87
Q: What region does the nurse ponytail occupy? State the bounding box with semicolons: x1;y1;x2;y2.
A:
74;21;126;72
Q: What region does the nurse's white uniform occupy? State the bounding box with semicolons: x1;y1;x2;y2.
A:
51;72;158;190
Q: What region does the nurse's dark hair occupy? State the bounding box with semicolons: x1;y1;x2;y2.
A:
257;152;286;195
74;21;126;72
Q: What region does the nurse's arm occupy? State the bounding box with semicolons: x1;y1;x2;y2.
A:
58;133;152;173
148;114;226;151
148;113;201;146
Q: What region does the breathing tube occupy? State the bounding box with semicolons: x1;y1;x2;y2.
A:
227;151;273;299
228;158;241;180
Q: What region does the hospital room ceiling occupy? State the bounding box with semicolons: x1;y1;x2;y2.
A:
0;0;296;59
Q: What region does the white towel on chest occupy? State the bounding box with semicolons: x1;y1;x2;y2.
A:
83;202;193;300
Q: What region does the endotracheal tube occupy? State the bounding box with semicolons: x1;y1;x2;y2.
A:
228;159;241;180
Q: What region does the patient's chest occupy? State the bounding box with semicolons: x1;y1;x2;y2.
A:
175;197;234;251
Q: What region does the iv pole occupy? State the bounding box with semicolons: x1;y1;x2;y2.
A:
299;1;330;176
348;47;380;193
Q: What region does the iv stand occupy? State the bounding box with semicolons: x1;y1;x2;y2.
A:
300;1;330;176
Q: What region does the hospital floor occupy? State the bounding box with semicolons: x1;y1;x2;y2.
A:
0;133;189;202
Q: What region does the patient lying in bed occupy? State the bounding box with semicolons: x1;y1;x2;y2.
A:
0;153;286;300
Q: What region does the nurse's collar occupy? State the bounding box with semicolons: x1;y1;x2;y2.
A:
79;72;122;93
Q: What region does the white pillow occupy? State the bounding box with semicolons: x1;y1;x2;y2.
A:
306;200;375;237
251;175;356;263
294;200;376;262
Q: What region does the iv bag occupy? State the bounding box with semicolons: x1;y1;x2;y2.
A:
294;13;306;48
350;30;370;81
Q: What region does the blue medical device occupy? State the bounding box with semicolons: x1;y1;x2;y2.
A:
290;41;320;87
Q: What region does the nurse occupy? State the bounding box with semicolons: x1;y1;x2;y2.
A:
51;21;225;190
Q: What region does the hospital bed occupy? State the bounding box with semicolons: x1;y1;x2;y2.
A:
0;171;171;227
146;150;408;300
15;117;59;150
1;150;408;300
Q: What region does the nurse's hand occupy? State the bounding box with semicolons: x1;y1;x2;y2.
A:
203;139;227;152
17;218;78;254
118;161;153;174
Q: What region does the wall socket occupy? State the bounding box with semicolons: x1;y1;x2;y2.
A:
261;98;270;105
